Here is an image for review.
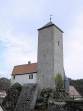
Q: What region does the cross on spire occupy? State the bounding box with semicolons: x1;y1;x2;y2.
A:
50;15;53;22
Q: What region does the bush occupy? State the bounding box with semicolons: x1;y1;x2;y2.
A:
54;73;64;90
2;83;22;111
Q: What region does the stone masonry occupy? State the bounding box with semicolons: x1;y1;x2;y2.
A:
14;84;38;111
37;21;64;88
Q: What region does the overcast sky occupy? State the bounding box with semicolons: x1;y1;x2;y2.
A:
0;0;83;79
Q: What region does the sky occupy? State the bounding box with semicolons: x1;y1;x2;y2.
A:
0;0;83;79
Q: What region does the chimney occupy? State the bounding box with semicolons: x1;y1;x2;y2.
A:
28;61;31;64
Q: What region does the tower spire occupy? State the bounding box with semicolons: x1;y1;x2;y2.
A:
50;15;53;22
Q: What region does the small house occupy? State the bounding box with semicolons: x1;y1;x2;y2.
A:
11;62;38;85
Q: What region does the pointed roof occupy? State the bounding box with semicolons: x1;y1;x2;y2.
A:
38;21;63;33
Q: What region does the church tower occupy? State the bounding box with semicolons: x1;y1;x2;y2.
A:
37;21;64;88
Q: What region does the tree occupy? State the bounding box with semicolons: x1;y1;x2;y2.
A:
0;78;10;92
2;83;22;111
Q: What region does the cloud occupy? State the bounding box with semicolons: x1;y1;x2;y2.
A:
0;0;83;79
64;12;83;79
0;21;37;78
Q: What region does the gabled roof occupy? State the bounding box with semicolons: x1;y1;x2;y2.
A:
12;63;37;75
69;85;81;97
38;21;63;33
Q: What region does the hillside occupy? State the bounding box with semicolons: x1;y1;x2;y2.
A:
69;79;83;96
0;78;10;91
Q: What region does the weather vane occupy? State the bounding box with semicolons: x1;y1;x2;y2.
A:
50;15;53;22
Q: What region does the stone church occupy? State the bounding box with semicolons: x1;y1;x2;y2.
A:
11;21;65;89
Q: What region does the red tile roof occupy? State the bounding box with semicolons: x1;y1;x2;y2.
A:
12;63;37;75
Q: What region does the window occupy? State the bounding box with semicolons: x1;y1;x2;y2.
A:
13;75;15;79
29;74;33;79
58;41;60;46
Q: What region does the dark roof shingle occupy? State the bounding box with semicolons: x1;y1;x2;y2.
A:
38;21;63;33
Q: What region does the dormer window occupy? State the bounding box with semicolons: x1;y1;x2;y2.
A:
29;74;33;79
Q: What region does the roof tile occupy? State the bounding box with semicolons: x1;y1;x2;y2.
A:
12;63;37;75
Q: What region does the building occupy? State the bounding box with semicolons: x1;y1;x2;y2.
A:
11;62;37;85
37;21;64;88
0;90;6;104
11;21;65;88
69;85;81;98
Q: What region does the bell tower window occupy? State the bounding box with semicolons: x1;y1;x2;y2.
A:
58;41;60;46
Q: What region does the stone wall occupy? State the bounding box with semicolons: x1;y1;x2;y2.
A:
15;84;39;111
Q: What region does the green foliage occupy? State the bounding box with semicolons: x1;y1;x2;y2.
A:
35;88;52;110
40;88;52;98
2;83;22;111
54;73;64;90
